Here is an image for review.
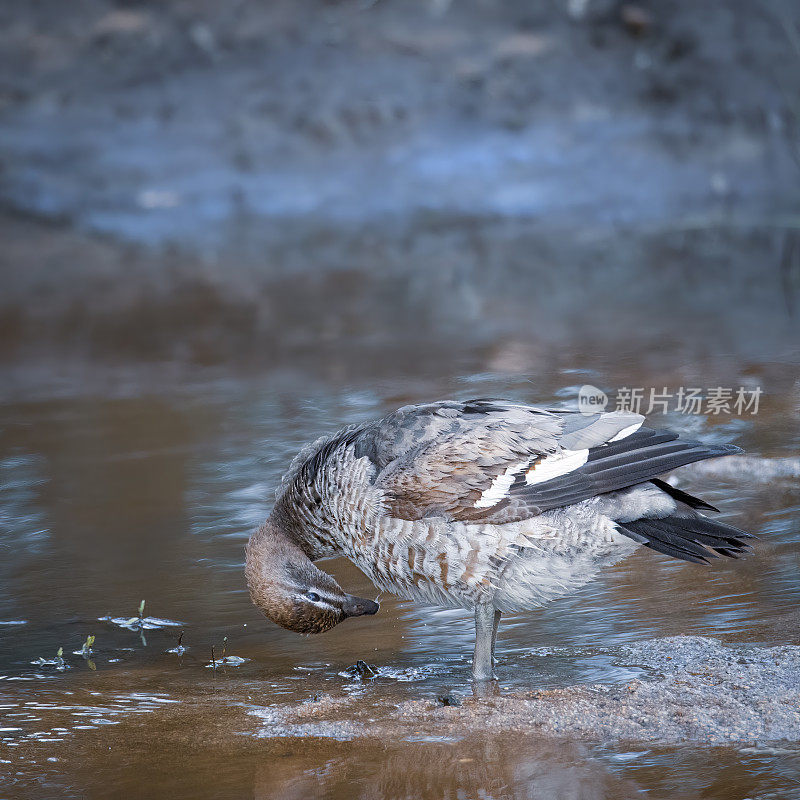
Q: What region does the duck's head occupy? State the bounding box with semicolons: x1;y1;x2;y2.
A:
245;520;379;634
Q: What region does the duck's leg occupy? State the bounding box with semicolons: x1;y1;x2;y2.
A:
491;609;501;665
473;603;497;681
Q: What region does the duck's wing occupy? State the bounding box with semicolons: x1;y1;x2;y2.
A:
373;398;739;523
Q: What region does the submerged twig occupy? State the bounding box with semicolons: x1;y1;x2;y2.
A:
205;637;249;669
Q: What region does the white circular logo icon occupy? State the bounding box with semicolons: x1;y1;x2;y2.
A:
578;385;608;415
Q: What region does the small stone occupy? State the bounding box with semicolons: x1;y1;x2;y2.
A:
437;693;462;707
339;660;377;679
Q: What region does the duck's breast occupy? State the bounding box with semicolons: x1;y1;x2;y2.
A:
344;502;637;612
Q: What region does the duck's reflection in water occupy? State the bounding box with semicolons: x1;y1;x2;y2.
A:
252;736;642;800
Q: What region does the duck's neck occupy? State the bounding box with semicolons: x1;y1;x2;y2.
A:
247;508;342;608
245;515;314;605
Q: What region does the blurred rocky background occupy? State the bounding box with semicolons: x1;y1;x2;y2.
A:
0;0;798;371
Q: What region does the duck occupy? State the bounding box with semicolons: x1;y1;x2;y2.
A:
245;398;753;681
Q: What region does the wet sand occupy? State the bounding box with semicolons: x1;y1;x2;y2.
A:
3;635;800;798
251;636;800;744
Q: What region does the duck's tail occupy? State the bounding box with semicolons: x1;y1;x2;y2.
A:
616;509;755;564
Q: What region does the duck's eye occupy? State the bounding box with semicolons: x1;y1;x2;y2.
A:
307;592;321;603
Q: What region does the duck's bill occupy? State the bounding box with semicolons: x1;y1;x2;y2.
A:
342;594;380;618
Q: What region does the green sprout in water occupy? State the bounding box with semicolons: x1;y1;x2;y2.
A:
80;635;97;671
137;600;147;646
125;599;147;630
32;646;69;670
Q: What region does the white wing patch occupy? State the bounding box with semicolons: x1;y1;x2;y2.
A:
608;421;644;442
472;417;643;510
525;449;589;485
474;460;530;508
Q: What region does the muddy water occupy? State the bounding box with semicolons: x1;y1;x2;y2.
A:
0;346;798;799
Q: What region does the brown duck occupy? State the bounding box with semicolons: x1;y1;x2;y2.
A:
245;399;752;680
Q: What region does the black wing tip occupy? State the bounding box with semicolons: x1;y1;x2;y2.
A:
693;499;721;513
617;515;754;565
650;431;743;454
649;478;721;513
714;443;744;456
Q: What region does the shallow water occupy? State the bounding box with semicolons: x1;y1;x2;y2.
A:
0;341;798;798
